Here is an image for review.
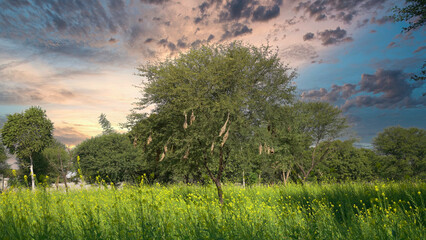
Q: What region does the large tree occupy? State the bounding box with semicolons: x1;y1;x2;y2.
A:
1;107;54;190
131;42;296;204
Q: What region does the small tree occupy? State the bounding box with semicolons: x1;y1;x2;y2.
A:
1;107;54;190
42;140;70;189
288;102;348;182
74;133;145;184
373;126;426;179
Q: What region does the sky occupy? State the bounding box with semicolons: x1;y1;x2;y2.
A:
0;0;425;148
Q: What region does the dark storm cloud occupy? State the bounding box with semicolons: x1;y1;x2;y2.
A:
177;39;187;48
252;4;280;22
207;34;215;42
302;69;425;111
221;23;252;40
144;38;155;43
295;0;387;24
317;27;353;46
219;0;282;22
303;32;315;41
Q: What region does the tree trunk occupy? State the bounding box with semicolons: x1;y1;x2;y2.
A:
203;147;225;205
282;170;291;185
214;178;224;205
59;155;68;191
30;154;35;191
56;176;60;190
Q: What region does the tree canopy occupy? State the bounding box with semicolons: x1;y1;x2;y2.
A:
1;106;54;190
373;126;426;179
131;42;296;203
74;133;145;184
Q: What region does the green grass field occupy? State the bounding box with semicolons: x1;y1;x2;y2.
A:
0;181;424;239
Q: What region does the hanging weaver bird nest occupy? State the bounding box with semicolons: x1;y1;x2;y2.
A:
183;148;189;159
147;134;152;145
183;111;188;130
221;127;229;147
219;112;229;137
190;110;195;125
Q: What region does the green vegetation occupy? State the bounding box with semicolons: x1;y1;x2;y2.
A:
1;106;54;190
0;40;424;239
0;182;424;239
74;133;145;184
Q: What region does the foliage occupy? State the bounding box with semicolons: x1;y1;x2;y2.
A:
272;102;348;182
0;182;424;239
98;113;114;135
42;140;72;187
0;144;8;174
131;42;296;203
373;126;426;180
316;140;374;181
73;133;145;183
0;106;54;190
393;0;426;88
393;0;425;32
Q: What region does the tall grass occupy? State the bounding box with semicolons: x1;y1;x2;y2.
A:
0;181;424;239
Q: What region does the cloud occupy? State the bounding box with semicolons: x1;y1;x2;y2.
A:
302;69;426;111
370;16;394;25
140;0;170;5
413;46;426;53
317;27;353;46
219;0;282;22
280;44;318;61
252;4;281;22
387;41;397;48
303;32;314;41
301;83;357;102
54;126;90;146
221;23;253;40
295;0;387;24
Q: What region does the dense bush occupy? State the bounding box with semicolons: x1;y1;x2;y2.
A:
74;133;145;183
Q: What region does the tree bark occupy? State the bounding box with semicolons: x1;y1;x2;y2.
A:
29;154;35;191
204;148;225;205
282;169;291;185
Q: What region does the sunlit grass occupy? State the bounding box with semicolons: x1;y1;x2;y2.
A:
0;181;424;239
